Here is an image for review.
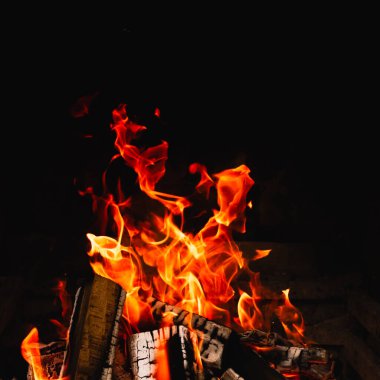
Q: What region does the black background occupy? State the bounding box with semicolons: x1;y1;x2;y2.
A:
0;5;378;376
2;5;377;272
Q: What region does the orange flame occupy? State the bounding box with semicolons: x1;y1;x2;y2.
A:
253;249;271;261
277;289;306;344
21;328;45;380
83;103;308;341
21;328;68;380
156;343;171;380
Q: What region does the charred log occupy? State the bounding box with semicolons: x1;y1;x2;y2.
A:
59;274;126;379
150;298;285;379
126;325;202;380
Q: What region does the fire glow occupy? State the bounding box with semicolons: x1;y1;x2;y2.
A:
21;103;308;379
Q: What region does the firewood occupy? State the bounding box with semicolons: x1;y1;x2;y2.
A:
59;274;126;379
220;368;245;379
101;282;127;380
150;298;285;379
240;328;298;348
240;327;336;379
112;344;133;380
150;298;233;371
127;325;200;380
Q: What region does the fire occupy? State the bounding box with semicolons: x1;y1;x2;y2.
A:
21;327;68;380
277;289;306;344
22;101;310;377
21;328;45;380
84;102;307;339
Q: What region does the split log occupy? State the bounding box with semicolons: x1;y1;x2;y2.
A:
240;328;336;379
59;274;126;379
127;325;202;380
112;344;133;380
150;298;285;379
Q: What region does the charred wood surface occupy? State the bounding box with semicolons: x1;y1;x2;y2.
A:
127;325;198;380
60;274;126;380
150;298;285;379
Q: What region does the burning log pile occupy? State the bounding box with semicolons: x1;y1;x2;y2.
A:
21;103;340;379
24;275;337;380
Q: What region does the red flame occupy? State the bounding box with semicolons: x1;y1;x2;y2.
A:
69;91;99;118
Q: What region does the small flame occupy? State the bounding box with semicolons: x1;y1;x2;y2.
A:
21;328;45;380
69;91;99;118
253;249;271;261
277;289;306;344
52;278;72;323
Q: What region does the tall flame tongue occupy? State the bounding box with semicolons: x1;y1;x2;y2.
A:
85;102;307;343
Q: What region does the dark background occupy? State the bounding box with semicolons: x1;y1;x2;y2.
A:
2;5;377;273
0;5;378;377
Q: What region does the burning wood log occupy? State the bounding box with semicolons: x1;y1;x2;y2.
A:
127;325;202;380
240;328;336;379
59;274;126;379
150;298;286;379
23;281;339;380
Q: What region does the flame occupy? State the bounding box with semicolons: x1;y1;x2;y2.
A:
21;328;45;380
69;91;99;118
20;277;71;378
253;249;271;261
23;101;310;376
52;278;72;323
156;343;171;380
21;328;68;380
82;102;308;340
277;289;306;344
191;333;204;373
